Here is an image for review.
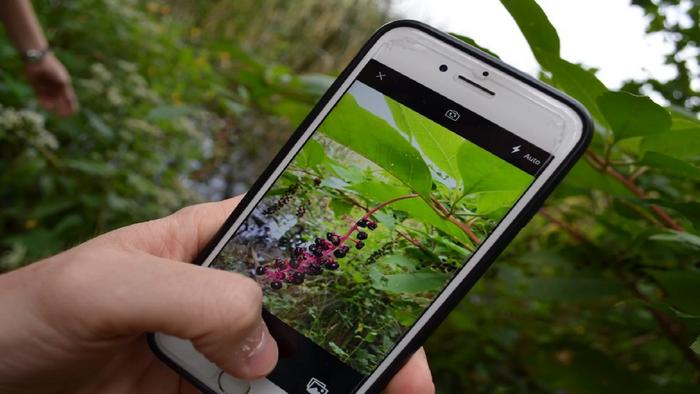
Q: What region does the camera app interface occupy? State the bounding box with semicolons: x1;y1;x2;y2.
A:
211;60;551;393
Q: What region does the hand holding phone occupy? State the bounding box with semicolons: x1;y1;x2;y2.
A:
152;20;592;394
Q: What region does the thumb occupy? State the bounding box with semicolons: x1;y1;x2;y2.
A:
41;250;278;380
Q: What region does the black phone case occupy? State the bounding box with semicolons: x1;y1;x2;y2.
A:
148;19;593;394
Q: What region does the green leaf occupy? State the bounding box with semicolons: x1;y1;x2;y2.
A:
562;161;634;197
328;198;352;216
545;56;609;125
457;141;533;194
377;254;417;270
474;190;522;217
294;138;325;168
649;231;700;249
598;91;671;141
640;127;700;160
641;151;700;181
499;0;560;65
449;33;501;58
371;271;449;293
386;97;465;182
692;336;700;355
648;270;700;316
319;95;433;196
646;200;700;228
522;277;623;301
351;181;470;245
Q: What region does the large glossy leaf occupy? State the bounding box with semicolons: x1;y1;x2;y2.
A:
386;97;465;182
545;56;609;125
351;181;470;245
640;127;700;160
598;91;671;141
457;141;533;194
319;95;433;196
499;0;560;65
648;270;700;316
641;151;700;181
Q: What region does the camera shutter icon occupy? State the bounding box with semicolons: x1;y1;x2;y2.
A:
444;109;460;121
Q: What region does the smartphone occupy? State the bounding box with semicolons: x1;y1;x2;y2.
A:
149;20;592;394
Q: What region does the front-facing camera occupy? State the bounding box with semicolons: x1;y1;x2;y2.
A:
439;64;448;72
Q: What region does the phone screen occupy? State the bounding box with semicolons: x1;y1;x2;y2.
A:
210;59;552;393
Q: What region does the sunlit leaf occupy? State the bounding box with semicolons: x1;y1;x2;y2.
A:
319;95;433;197
457;141;533;194
386;97;465;182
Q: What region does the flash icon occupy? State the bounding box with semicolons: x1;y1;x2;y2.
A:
511;145;521;154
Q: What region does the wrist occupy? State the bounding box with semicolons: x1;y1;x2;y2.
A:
21;47;51;64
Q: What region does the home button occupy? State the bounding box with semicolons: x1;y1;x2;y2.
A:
217;371;251;394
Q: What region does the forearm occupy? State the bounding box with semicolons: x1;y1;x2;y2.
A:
0;0;48;53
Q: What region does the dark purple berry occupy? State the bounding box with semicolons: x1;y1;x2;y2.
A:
289;259;300;268
313;177;322;186
334;245;349;258
355;241;365;250
306;264;322;275
357;218;369;227
270;281;283;290
357;231;368;240
255;266;267;276
325;261;340;270
291;272;305;284
367;221;377;230
327;232;341;246
293;247;305;257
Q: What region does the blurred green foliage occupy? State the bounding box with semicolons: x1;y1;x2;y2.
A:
1;0;699;392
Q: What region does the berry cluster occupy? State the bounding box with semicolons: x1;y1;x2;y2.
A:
263;183;299;215
256;217;379;290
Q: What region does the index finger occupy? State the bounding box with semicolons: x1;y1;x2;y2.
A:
99;196;243;261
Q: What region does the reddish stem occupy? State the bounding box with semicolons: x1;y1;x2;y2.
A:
339;193;419;243
586;151;683;231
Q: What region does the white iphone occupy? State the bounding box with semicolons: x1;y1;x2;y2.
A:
149;20;592;394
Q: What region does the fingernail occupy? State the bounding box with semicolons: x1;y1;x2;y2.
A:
235;322;277;378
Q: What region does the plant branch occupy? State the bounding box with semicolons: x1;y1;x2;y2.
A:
586;150;683;231
538;208;590;244
430;196;481;245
